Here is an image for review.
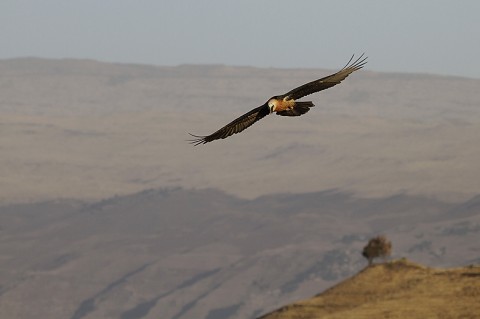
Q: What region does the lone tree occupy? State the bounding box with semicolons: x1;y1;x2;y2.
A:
362;235;392;266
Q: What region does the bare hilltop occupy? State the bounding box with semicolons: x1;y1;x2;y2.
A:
259;259;480;319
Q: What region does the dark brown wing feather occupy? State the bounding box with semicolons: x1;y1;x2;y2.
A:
189;104;270;145
282;54;367;101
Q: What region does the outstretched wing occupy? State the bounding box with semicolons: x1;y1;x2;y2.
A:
282;54;367;101
189;104;270;145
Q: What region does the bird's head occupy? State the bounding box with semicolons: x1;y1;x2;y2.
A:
267;98;278;113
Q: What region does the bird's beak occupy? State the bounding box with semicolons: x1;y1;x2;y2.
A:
268;103;274;113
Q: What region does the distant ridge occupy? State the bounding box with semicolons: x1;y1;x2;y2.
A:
258;259;480;319
1;58;480;202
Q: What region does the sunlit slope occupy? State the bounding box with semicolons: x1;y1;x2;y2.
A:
259;259;480;319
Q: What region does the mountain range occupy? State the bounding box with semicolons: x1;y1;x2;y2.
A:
1;58;480;203
0;58;479;318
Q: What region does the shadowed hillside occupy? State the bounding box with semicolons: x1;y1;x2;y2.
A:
0;188;479;318
258;259;480;319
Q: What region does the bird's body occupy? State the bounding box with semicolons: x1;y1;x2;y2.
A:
268;97;296;113
189;54;367;145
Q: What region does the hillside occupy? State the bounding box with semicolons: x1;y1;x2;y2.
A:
1;188;479;319
258;259;480;319
1;58;480;203
1;58;479;318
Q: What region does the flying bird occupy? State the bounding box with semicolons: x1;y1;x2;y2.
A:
189;54;367;145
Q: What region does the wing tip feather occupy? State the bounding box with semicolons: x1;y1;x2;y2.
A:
342;53;368;72
187;133;208;146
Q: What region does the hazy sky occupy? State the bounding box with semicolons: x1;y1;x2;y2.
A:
1;1;480;78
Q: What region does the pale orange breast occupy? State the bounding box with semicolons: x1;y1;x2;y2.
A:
274;98;295;112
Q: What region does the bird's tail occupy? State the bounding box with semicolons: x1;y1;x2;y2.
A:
276;101;314;117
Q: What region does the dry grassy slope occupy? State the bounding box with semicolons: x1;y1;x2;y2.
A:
259;259;480;319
